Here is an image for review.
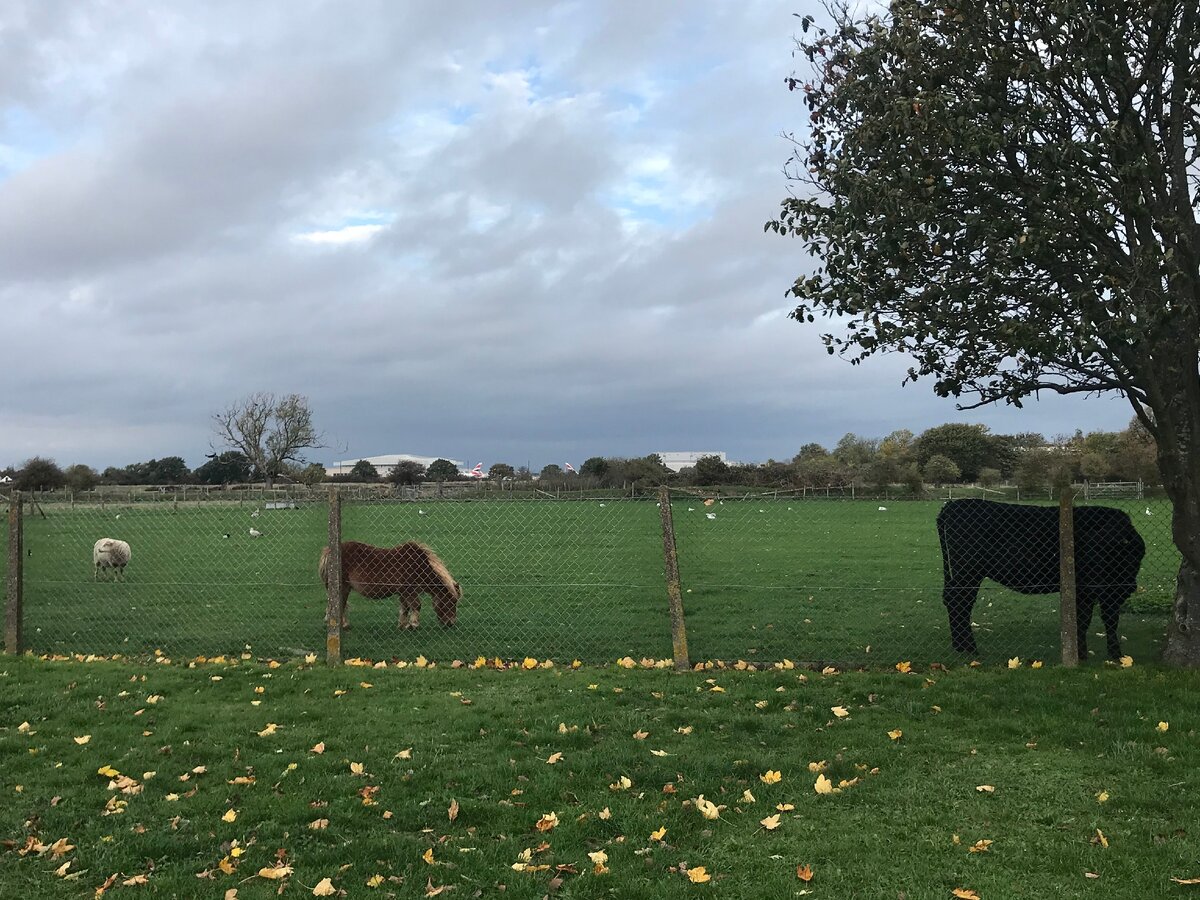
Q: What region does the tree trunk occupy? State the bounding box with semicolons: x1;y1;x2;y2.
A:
1157;400;1200;667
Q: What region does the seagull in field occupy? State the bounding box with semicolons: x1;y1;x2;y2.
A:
251;509;260;518
1145;507;1153;516
249;527;263;538
418;509;427;516
222;533;230;539
706;512;717;520
878;506;888;511
115;514;121;519
687;507;695;512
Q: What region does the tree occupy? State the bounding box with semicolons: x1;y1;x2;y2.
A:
772;3;1200;664
915;424;993;482
16;457;65;491
488;463;516;481
922;455;961;486
294;463;328;487
213;392;322;488
539;464;565;483
64;464;99;492
389;460;426;486
581;457;610;479
691;454;731;486
195;451;253;485
426;459;460;482
347;460;379;482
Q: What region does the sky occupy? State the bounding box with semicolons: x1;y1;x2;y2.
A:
0;1;1134;473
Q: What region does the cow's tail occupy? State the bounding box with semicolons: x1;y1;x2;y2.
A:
318;545;331;589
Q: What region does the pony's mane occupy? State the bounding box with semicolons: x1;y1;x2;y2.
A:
401;541;462;599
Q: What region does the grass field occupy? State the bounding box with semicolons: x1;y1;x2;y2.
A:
1;656;1198;898
1;496;1182;666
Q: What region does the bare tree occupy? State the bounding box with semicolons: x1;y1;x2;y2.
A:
213;393;322;487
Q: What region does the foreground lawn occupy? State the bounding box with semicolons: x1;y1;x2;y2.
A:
1;656;1198;898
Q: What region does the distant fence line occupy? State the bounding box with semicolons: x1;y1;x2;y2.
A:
1;487;1181;669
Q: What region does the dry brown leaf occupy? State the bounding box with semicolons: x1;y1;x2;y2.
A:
796;864;814;882
312;877;336;896
448;799;459;823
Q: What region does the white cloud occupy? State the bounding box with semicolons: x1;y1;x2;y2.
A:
293;224;386;246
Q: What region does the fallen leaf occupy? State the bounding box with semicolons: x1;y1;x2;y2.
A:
742;789;756;803
535;812;559;832
122;874;149;886
694;795;722;820
257;723;278;737
632;730;649;740
808;760;828;773
546;752;563;765
1120;655;1134;668
309;818;329;830
687;866;711;884
831;706;849;718
895;661;912;673
422;848;435;865
448;799;459;822
760;814;782;831
1171;876;1200;885
598;807;611;820
976;785;995;794
222;809;237;823
609;776;632;791
951;890;980;900
888;729;903;741
73;735;91;745
1095;828;1109;848
1008;657;1021;669
1096;790;1110;803
796;864;813;882
776;803;795;812
814;774;836;795
312;877;336;896
350;762;365;775
760;770;782;785
366;874;384;887
311;742;326;754
257;866;293;880
1157;721;1169;733
650;826;667;841
394;748;413;760
968;839;992;853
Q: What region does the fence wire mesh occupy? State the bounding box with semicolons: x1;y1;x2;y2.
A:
2;487;1182;667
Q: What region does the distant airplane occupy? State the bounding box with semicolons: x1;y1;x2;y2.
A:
468;462;484;479
564;462;577;474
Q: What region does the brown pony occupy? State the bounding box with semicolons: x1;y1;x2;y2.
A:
318;540;461;630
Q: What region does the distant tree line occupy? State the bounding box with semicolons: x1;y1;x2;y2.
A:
0;420;1158;494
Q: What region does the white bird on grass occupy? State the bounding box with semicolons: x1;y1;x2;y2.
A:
878;506;888;511
249;528;263;538
251;509;260;518
706;512;717;520
1145;507;1153;516
418;509;426;516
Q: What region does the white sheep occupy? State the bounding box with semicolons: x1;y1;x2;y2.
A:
93;538;131;581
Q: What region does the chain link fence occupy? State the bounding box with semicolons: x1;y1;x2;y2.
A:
1;486;1181;667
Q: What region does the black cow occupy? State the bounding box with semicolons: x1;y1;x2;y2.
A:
936;499;1145;661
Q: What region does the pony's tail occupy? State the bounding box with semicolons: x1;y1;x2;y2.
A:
318;545;331;588
423;545;462;599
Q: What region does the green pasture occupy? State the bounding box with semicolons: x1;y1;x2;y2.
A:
1;497;1181;665
1;657;1199;898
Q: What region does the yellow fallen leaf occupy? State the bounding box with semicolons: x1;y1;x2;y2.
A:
422;848;435;865
522;657;538;670
831;706;849;718
73;735;91;745
448;799;459;823
546;752;563;765
257;866;293;880
97;765;120;778
796;864;814;882
1171;876;1200;885
535;812;559;832
415;655;428;668
122;874;150;886
760;814;782;830
895;661;912;673
1157;721;1169;733
1008;657;1021;669
632;729;649;740
687;866;711;884
1120;655;1134;668
808;760;828;773
309;818;329;830
350;762;365;775
366;874;384;888
976;785;995;793
395;748;413;760
694;795;722;820
305;653;318;664
1096;790;1110;803
257;723;278;737
951;890;980;900
1095;829;1108;848
1031;660;1044;668
651;749;669;757
650;826;667;841
610;776;632;791
676;725;694;735
814;774;835;795
598;807;612;820
311;742;325;754
968;839;992;853
760;770;782;785
222;809;237;823
312;877;336;896
754;700;769;709
888;729;903;741
742;789;756;803
776;803;795;811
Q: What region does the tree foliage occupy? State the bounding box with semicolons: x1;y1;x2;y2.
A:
195;452;253;485
347;460;379;482
213;393;322;487
389;460;426;486
16;457;65;492
772;0;1200;664
426;459;460;482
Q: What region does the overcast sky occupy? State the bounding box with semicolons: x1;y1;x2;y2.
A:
0;1;1133;472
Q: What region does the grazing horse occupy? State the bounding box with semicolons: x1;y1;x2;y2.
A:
318;540;461;630
936;499;1145;661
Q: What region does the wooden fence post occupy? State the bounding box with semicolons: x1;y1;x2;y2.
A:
658;486;691;671
1059;488;1079;667
5;491;24;655
326;487;343;666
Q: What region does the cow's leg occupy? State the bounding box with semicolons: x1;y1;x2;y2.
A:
1097;594;1124;661
399;591;421;629
1074;594;1096;661
943;579;980;654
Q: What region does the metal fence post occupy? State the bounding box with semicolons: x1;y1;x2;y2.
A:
657;486;690;671
326;487;343;666
5;491;23;655
1059;488;1079;667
